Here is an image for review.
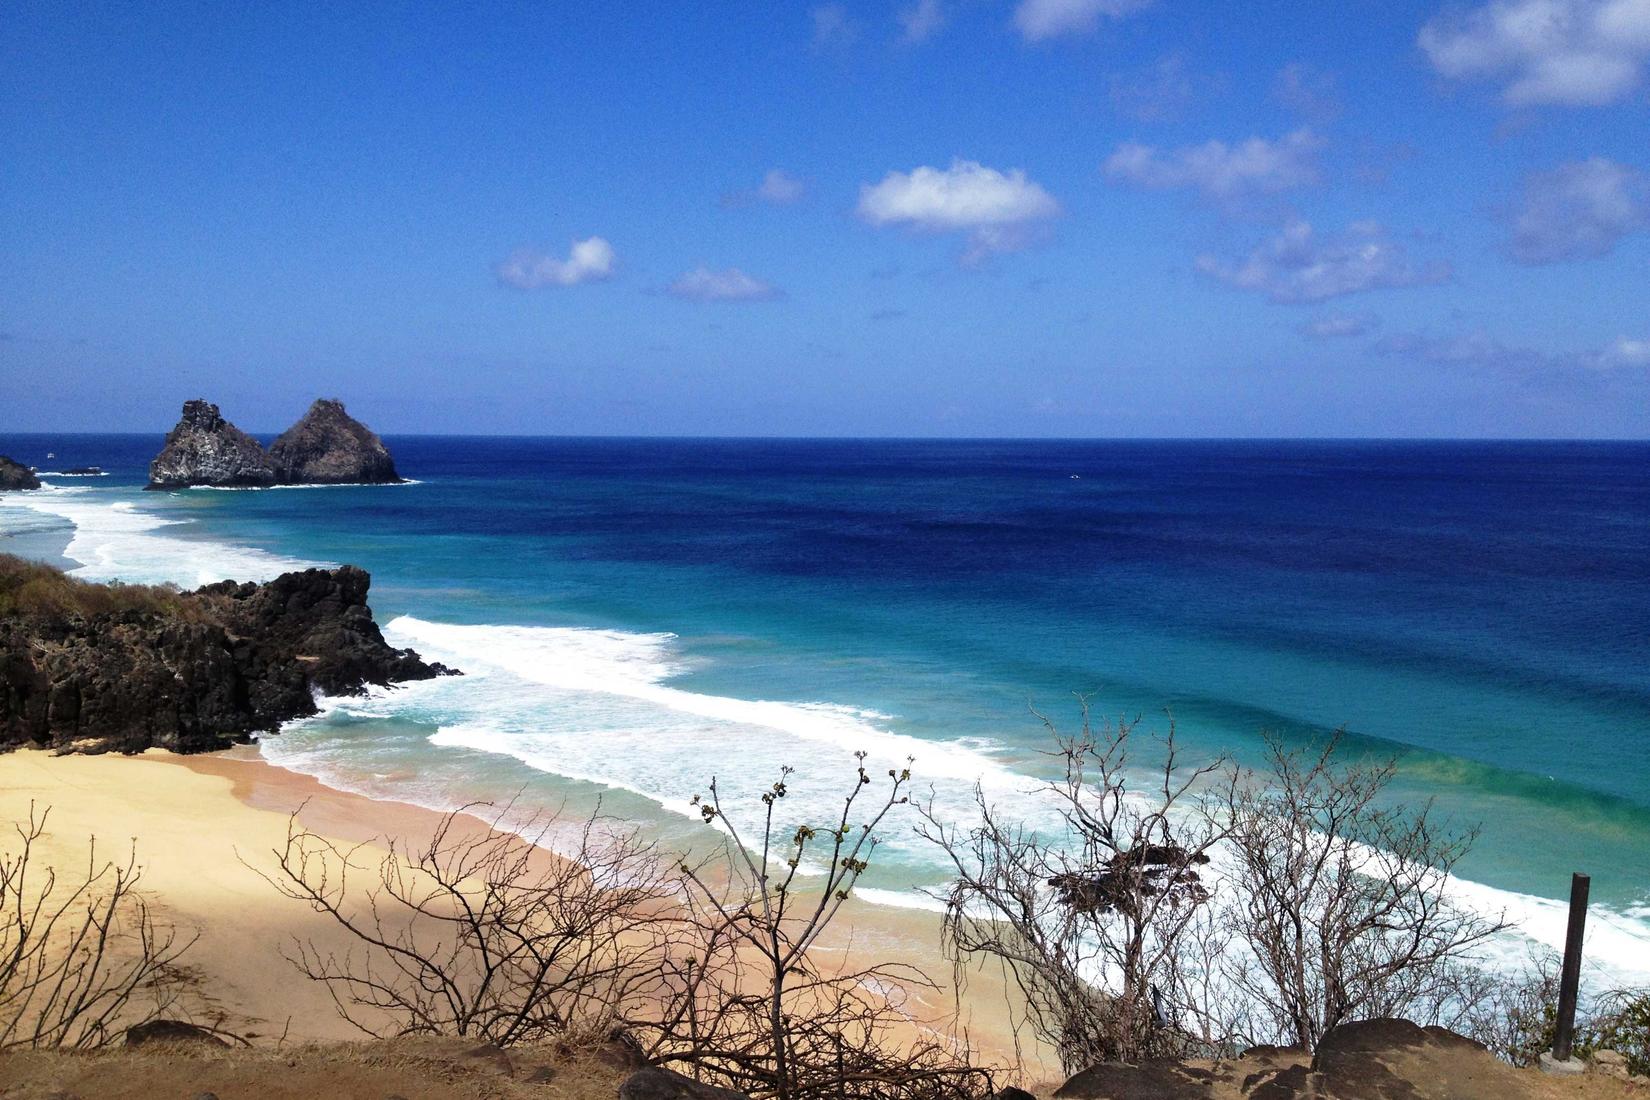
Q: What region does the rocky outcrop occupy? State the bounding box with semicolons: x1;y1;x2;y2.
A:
269;399;403;485
0;456;41;491
0;556;455;755
146;400;275;490
1055;1019;1540;1100
619;1067;753;1099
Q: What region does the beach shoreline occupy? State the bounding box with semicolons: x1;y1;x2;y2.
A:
0;744;1043;1075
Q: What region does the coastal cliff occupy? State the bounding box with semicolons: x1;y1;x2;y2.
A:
0;555;454;754
269;398;403;484
0;456;41;491
146;399;275;489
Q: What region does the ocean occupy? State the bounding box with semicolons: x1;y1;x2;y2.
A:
2;434;1648;983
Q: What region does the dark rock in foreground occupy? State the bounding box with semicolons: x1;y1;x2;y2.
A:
1055;1019;1538;1100
619;1066;753;1099
269;398;403;485
0;555;455;755
0;455;41;491
146;399;275;490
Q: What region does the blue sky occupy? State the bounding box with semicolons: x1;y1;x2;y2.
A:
3;1;1648;436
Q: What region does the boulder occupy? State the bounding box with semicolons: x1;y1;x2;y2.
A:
146;399;275;490
124;1019;230;1048
0;455;41;491
269;398;402;485
1054;1059;1222;1099
618;1067;752;1099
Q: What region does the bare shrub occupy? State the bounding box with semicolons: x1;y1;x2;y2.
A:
261;799;682;1044
1587;989;1650;1076
917;704;1239;1073
1221;732;1508;1050
1456;951;1560;1066
0;803;194;1049
640;754;994;1100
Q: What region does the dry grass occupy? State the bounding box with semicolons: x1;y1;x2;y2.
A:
0;554;197;621
0;1034;633;1100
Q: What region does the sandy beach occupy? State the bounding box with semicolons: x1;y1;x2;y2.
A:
0;745;1041;1074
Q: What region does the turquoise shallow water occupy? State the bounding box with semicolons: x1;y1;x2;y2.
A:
2;435;1647;978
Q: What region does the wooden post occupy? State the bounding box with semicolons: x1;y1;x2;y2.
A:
1552;872;1590;1063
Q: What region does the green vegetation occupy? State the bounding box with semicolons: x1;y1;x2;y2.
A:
0;554;194;620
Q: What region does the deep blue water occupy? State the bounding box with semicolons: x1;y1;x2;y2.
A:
2;434;1647;967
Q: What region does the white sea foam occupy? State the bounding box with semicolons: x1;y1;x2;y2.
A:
185;479;424;491
4;487;321;585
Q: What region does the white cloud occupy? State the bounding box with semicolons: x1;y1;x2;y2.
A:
1506;157;1649;263
1108;54;1198;121
1197;220;1452;303
1603;336;1650;365
1272;62;1342;119
1418;0;1650;106
899;0;947;42
811;3;859;48
1104;128;1324;201
1378;329;1650;373
756;168;806;204
495;237;616;289
1300;312;1379;339
667;267;780;302
857;159;1060;262
1014;0;1155;41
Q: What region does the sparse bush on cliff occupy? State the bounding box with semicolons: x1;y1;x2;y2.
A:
0;803;195;1049
918;708;1512;1069
916;704;1240;1073
262;799;681;1046
1587;989;1650;1076
639;755;993;1100
1220;731;1508;1050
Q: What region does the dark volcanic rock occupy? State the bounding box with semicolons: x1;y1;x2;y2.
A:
1053;1020;1536;1100
618;1067;753;1099
0;558;455;755
269;398;402;485
146;399;275;490
1055;1059;1221;1099
0;455;41;491
124;1020;230;1048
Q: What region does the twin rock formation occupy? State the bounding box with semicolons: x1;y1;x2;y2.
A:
147;398;402;490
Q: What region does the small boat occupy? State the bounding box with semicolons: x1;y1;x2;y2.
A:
46;452;55;459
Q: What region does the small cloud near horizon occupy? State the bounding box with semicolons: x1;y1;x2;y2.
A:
495;237;616;289
857;159;1061;265
1197;220;1451;303
1300;312;1379;339
722;168;808;208
1104;128;1324;203
668;267;782;302
1504;157;1649;264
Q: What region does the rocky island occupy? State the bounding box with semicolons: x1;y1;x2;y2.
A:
0;555;455;754
146;397;406;489
0;455;42;491
146;399;276;490
269;398;404;484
